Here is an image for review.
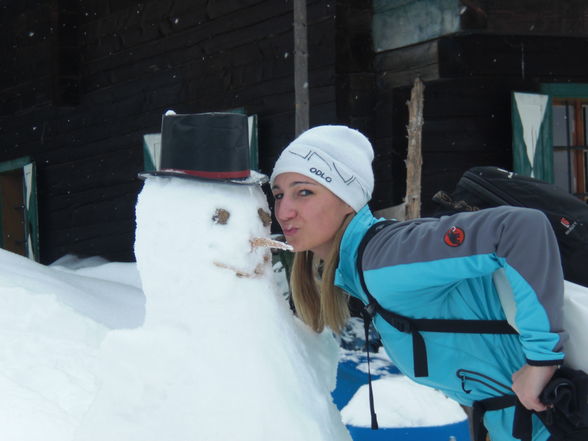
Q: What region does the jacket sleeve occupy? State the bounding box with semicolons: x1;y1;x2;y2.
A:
361;206;566;365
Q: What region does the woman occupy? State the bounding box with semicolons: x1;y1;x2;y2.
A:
270;125;566;441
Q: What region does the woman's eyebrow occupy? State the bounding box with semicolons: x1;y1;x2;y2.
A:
290;180;318;187
272;180;317;191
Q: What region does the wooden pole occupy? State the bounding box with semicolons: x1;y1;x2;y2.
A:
405;77;425;220
293;0;309;136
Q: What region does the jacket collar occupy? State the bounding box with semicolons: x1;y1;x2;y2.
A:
334;205;379;303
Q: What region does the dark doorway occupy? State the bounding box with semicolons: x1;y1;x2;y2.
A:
0;168;26;256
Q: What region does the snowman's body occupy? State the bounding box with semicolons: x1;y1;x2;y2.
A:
76;176;351;441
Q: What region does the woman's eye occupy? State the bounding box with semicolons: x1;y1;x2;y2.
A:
299;189;313;197
273;193;283;200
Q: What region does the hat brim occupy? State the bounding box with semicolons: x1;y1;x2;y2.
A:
138;169;268;185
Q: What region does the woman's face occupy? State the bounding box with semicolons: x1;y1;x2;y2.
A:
271;172;354;259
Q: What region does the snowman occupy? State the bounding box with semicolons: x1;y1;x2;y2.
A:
75;112;352;441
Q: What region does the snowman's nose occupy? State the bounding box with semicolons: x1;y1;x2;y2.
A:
250;237;293;251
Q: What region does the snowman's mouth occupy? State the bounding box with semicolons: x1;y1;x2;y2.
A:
213;260;266;278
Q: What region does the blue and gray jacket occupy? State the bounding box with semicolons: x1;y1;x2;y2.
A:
334;205;566;441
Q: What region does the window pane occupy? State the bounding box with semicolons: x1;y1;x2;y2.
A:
585;151;588;193
584;105;588;146
553;149;575;192
552;104;575;146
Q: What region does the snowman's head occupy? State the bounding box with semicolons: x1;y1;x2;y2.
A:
134;176;288;312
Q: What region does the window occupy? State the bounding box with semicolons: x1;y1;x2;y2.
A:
541;84;588;201
0;157;39;260
552;98;588;200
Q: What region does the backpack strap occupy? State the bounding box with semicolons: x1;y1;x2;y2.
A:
356;221;395;430
473;395;533;441
356;220;517;378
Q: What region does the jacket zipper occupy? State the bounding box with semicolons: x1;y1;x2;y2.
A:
456;369;512;396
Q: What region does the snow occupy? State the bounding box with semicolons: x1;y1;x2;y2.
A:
337;334;467;429
562;280;588;371
0;249;144;330
0;249;137;439
13;174;588;439
342;375;466;428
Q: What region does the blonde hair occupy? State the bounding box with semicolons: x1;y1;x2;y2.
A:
289;213;354;334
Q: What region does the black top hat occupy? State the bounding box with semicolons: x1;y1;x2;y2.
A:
139;111;267;185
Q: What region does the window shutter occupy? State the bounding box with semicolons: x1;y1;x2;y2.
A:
512;92;553;182
143;133;162;171
23;162;39;261
247;114;259;171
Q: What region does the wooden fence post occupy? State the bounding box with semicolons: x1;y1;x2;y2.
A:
405;77;425;220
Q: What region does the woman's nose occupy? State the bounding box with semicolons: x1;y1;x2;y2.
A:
275;198;296;222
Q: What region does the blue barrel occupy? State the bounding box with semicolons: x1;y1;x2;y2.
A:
346;421;471;441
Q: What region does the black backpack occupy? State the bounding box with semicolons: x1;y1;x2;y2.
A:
433;166;588;287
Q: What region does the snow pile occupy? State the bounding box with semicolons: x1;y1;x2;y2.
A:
342;375;466;428
51;254;142;289
563;280;588;371
0;249;144;330
0;249;144;440
337;332;467;429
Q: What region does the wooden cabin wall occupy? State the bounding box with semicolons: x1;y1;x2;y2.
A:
0;0;342;263
370;0;588;215
374;31;588;216
372;0;588;53
471;0;588;35
388;78;524;216
335;0;396;211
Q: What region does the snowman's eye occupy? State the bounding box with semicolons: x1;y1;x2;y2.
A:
212;208;230;225
258;208;271;227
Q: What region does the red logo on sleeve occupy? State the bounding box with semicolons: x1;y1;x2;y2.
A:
444;226;465;247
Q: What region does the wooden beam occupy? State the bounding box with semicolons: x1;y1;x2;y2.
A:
293;0;309;135
405;77;425;220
